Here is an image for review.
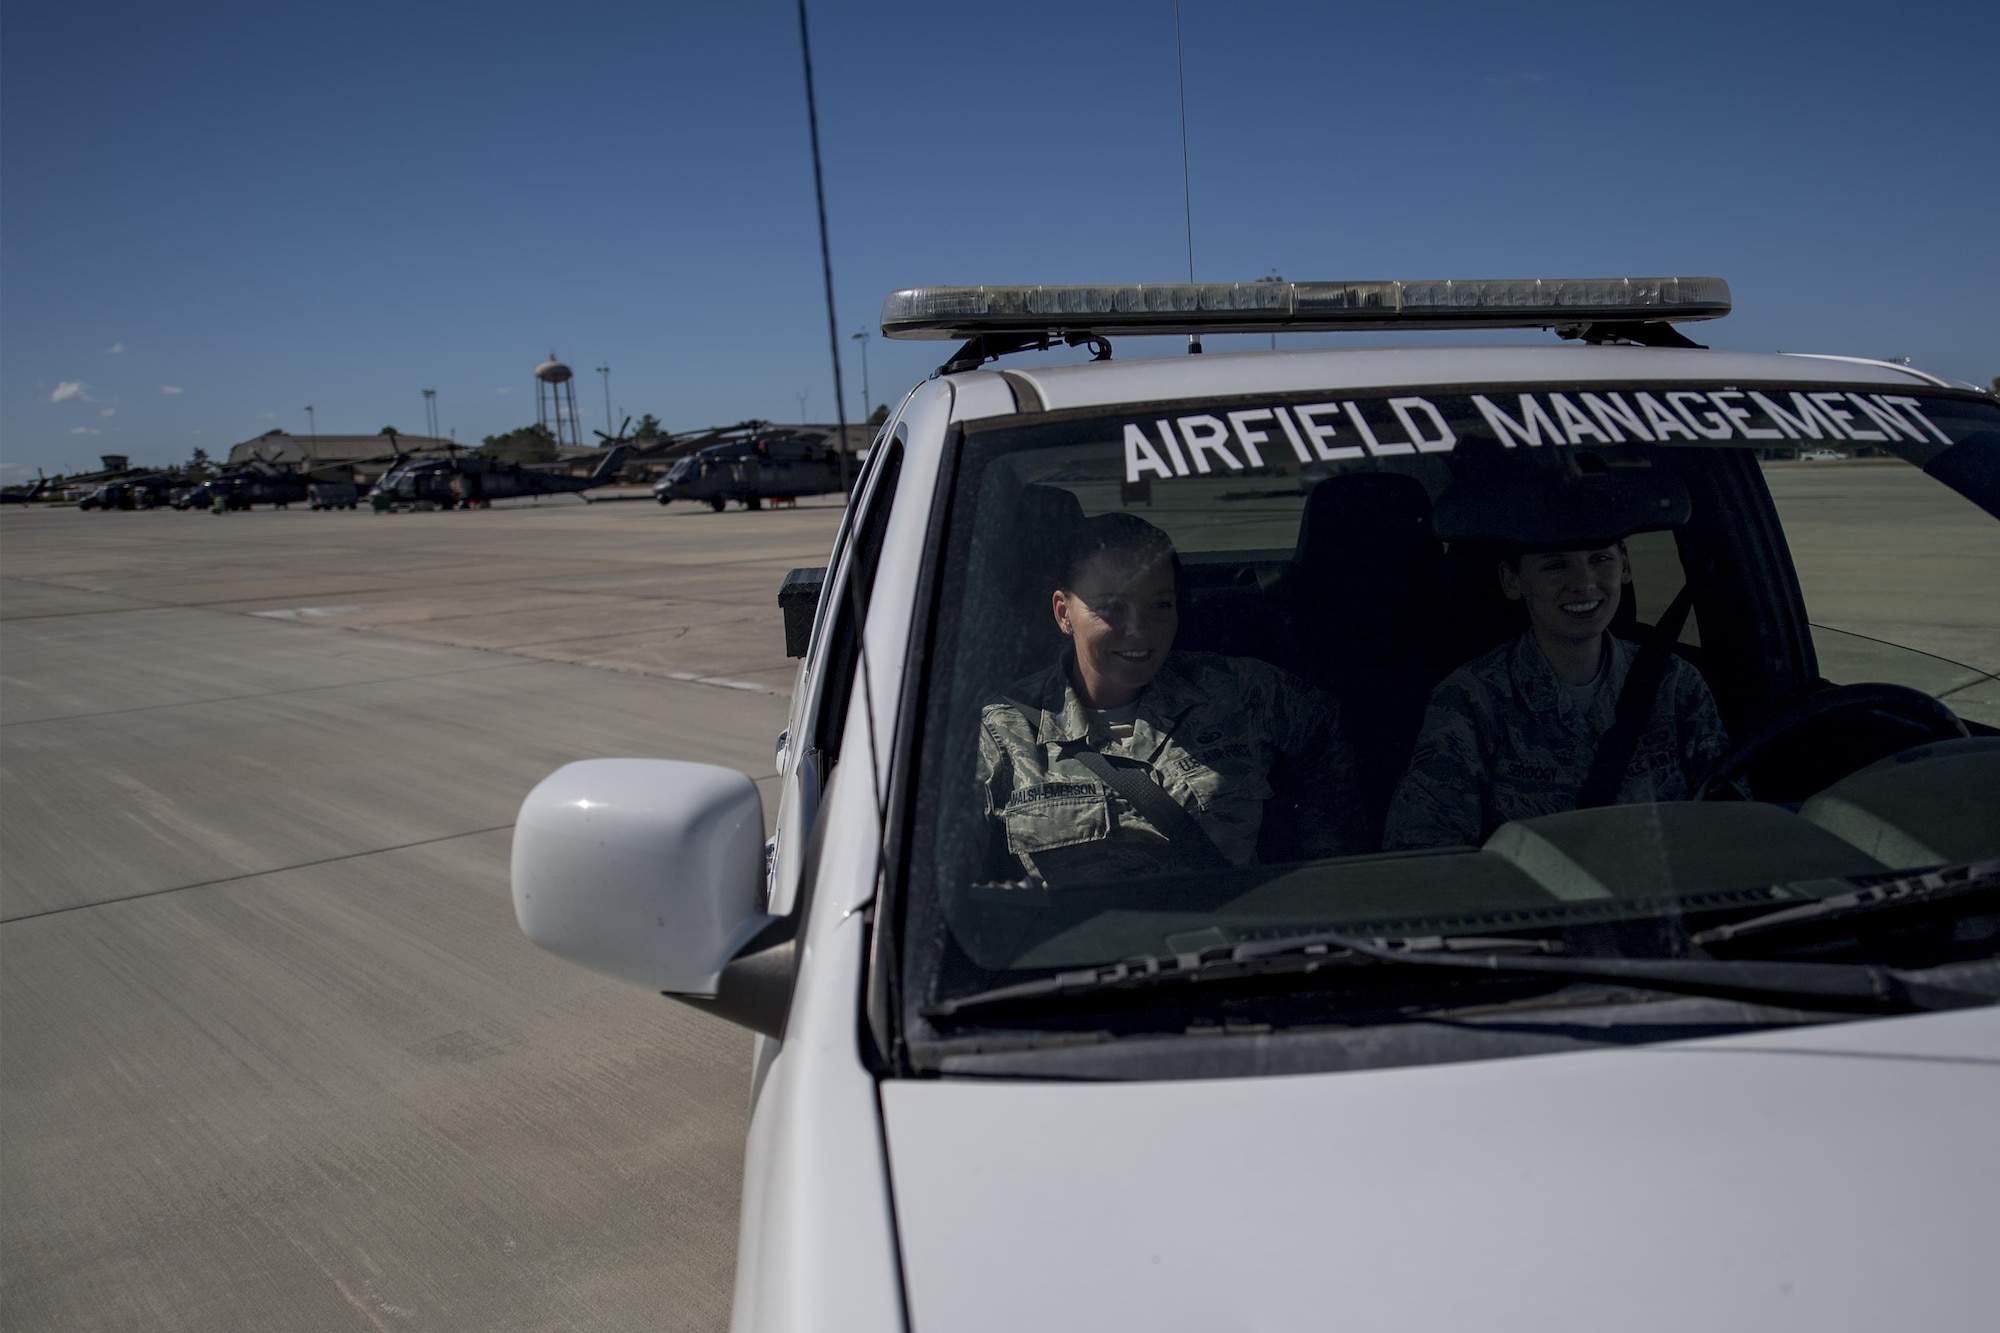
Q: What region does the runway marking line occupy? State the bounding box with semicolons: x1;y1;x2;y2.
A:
249;605;364;620
667;671;769;692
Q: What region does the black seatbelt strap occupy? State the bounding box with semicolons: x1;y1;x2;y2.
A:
1576;579;1700;810
1072;749;1230;869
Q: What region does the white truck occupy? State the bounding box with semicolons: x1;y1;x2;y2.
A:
514;277;2000;1331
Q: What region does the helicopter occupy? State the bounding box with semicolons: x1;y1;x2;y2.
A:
165;446;358;511
371;423;632;510
651;429;851;511
79;471;183;510
0;471;52;505
56;456;167;508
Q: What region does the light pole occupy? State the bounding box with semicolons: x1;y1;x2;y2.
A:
304;405;316;440
422;388;437;441
851;329;871;422
597;365;612;436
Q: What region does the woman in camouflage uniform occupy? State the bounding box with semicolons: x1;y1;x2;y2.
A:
977;514;1366;886
1382;538;1733;850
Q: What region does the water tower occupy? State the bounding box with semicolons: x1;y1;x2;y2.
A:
535;354;582;448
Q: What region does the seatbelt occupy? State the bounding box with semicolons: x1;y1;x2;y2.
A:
1575;579;1700;809
1072;749;1231;869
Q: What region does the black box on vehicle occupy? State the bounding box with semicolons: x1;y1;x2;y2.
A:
780;567;827;658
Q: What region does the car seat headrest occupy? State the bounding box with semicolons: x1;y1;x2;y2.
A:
1434;458;1690;550
990;483;1088;677
1019;483;1086;545
1295;471;1436;570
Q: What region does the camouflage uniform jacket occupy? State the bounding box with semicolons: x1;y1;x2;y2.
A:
977;651;1365;885
1382;631;1733;850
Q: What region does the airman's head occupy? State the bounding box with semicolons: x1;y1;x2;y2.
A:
1054;514;1179;708
1499;541;1632;650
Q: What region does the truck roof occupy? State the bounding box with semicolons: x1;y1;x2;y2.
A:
948;344;1949;420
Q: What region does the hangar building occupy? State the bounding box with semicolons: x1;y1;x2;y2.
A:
226;431;455;478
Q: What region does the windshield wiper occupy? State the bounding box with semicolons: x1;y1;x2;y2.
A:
1691;860;2000;949
923;927;1994;1022
922;932;1549;1019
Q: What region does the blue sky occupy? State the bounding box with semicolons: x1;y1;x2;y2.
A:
4;0;1995;477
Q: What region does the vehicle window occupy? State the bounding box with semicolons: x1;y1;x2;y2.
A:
1621;528;1695;643
900;383;2000;1066
1767;454;2000;727
808;432;905;764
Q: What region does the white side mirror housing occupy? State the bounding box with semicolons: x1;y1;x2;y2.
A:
512;759;772;997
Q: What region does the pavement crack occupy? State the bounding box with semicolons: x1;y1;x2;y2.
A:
0;824;519;925
2;658;537;728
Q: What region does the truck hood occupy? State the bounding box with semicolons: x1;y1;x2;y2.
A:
881;1008;1999;1331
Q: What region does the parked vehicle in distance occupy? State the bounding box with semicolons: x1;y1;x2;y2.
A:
307;482;362;510
515;276;2000;1331
1800;446;1850;461
204;462;313;510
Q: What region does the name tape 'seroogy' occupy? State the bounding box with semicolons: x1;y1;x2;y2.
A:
1121;388;1956;484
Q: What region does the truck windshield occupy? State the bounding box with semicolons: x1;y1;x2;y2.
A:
901;380;2000;1039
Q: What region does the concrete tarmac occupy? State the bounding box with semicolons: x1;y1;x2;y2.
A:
2;495;843;1332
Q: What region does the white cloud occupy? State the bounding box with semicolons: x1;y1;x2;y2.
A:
51;380;89;403
105;342;125;354
496;386;513;394
71;426;103;435
258;411;277;420
160;385;184;394
100;407;117;417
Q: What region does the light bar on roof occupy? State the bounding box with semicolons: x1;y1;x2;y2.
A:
879;277;1731;339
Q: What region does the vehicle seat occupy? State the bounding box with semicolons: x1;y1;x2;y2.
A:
991;483;1085;681
1288;472;1445;846
1173;558;1290;663
1436;540;1526;669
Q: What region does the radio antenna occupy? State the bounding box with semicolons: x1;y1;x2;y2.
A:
796;0;884;839
1175;1;1201;354
797;0;851;499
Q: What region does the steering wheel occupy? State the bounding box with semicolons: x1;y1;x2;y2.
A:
1694;682;1968;800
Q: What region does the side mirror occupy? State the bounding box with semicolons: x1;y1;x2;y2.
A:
512;759;796;1036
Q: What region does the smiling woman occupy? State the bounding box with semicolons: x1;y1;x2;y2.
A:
975;513;1369;886
1382;517;1737;850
